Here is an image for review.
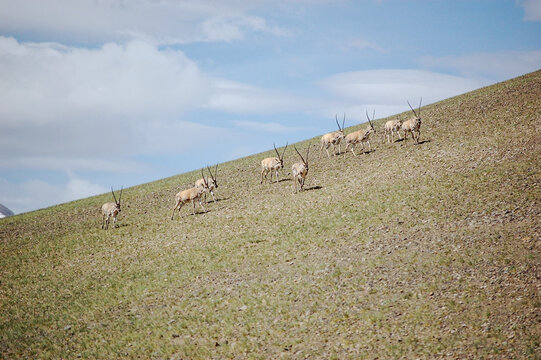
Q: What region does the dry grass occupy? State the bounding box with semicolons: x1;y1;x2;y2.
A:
1;71;540;359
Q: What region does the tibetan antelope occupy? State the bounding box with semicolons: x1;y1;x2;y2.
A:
344;110;376;157
401;98;422;144
292;145;310;193
383;117;403;143
101;186;122;229
260;142;288;184
195;164;218;203
320;114;345;157
171;170;207;220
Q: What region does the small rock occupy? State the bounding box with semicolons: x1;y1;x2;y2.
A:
64;325;72;331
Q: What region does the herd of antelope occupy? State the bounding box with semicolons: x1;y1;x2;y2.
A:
101;99;423;228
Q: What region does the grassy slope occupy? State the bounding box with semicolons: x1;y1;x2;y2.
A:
1;71;540;359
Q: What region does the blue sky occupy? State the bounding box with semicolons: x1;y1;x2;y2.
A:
1;0;540;214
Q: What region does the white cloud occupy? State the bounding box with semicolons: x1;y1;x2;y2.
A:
0;175;108;214
319;69;484;119
0;0;290;45
0;36;230;175
419;50;541;81
66;176;109;202
207;79;314;114
200;14;292;42
347;38;385;53
0;37;210;126
520;0;541;21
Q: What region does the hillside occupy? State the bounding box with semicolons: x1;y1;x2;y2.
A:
1;70;540;359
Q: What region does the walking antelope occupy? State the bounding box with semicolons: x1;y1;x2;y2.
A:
401;98;422;144
344;110;376;157
292;145;310;193
260;142;288;184
171;170;207;220
101;186;122;229
320;114;346;157
195;164;218;203
383;117;403;143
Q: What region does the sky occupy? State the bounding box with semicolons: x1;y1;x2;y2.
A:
0;0;540;214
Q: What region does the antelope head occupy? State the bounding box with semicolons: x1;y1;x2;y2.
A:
273;142;288;167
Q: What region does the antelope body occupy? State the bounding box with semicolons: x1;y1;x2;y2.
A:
171;170;207;219
195;164;218;203
292;145;310;193
101;186;122;229
320;114;345;157
344;111;376;156
384;118;403;143
261;143;288;184
401;98;422;144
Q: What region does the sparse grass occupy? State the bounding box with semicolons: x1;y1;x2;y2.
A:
1;71;540;359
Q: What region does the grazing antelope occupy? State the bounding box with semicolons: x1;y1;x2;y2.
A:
344;110;376;157
260;142;288;184
320;114;346;157
383;117;403;143
401;98;422;144
292;145;310;193
171;170;207;220
195;164;218;203
101;186;122;229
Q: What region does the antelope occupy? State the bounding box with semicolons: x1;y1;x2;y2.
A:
344;110;376;157
171;170;207;220
401;98;422;144
383;117;403;143
260;142;288;184
292;145;310;193
195;164;218;203
320;114;346;157
101;186;122;230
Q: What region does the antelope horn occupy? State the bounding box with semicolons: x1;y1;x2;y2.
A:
366;110;374;129
294;145;305;164
418;97;422;116
281;142;288;161
335;114;341;131
214;163;218;181
407;100;419;118
118;186;123;204
111;186;118;204
273;143;280;158
207;165;214;182
201;168;208;187
305;144;310;165
342;113;346;131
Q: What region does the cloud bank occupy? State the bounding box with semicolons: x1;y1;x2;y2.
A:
0;0;290;45
319;69;484;119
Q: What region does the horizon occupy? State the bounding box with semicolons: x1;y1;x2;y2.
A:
1;0;541;214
